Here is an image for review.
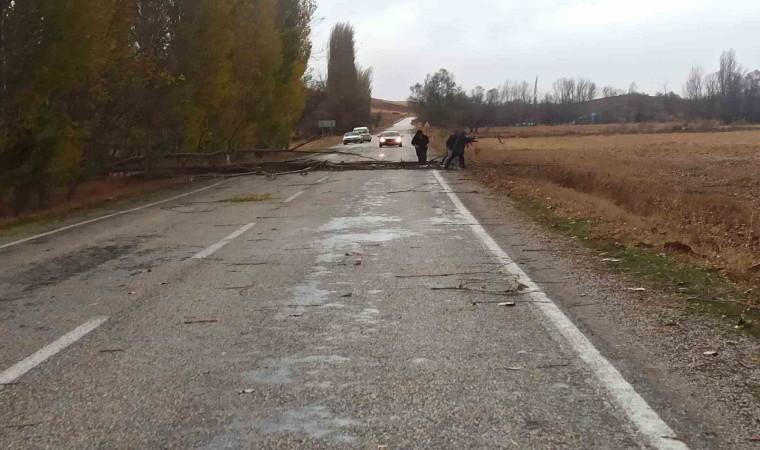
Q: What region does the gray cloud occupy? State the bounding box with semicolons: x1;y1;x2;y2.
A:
310;0;760;100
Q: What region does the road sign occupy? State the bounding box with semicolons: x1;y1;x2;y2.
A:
318;120;336;136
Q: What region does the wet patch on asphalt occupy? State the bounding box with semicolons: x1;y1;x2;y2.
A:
232;406;358;444
17;243;137;288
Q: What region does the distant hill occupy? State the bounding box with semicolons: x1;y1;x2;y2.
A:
371;98;411;114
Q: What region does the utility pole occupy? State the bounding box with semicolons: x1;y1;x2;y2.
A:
533;76;539;124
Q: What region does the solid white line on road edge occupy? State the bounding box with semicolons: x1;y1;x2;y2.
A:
0;316;109;386
284;191;305;203
432;171;688;450
0;181;226;251
192;223;255;260
315;176;330;184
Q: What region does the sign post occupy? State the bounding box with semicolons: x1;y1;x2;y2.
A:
318;120;337;136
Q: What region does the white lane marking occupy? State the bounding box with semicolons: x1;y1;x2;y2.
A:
0;316;109;386
0;181;226;251
315;176;330;184
192;223;255;260
432;171;688;450
284;191;305;203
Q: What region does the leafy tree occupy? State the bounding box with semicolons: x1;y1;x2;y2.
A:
0;0;116;211
327;23;371;132
409;69;466;128
259;0;316;147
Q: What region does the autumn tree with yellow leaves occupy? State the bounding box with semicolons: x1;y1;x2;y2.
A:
0;0;316;213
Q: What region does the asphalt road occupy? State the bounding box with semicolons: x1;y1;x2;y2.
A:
0;119;706;448
317;118;422;164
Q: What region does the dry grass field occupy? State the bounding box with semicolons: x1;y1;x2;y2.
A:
475;121;760;139
466;126;760;281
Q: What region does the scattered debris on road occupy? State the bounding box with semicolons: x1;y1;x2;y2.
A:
222;193;273;203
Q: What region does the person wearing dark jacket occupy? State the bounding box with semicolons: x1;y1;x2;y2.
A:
442;130;458;167
411;130;430;164
444;131;475;169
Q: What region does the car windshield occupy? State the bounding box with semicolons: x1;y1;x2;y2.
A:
380;132;400;137
354;128;369;133
344;132;359;136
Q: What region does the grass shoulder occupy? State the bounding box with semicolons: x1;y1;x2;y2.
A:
516;196;759;338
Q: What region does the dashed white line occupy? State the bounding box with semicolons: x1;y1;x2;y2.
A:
315;176;330;184
192;223;255;259
0;316;109;386
432;170;688;450
0;181;226;251
284;191;305;203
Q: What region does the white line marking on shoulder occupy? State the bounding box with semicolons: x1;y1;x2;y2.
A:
284;191;305;203
0;316;109;386
432;170;688;450
192;223;255;260
315;176;330;184
0;181;226;251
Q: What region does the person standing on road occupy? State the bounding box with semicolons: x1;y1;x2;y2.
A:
442;130;458;167
444;131;472;170
411;130;430;165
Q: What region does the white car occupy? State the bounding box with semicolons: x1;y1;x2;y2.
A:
343;131;363;145
353;127;372;142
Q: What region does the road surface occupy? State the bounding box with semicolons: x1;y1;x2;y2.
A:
316;118;422;164
0;118;712;448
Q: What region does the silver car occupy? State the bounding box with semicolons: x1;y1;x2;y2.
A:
343;131;363;145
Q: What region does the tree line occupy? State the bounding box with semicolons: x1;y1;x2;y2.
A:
297;23;373;136
409;50;760;130
683;50;760;124
0;0;316;212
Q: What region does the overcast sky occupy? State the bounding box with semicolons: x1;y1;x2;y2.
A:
309;0;760;100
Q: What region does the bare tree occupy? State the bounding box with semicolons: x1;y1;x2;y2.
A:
553;78;575;104
602;86;624;98
513;80;532;103
745;70;760;122
705;72;720;98
717;49;745;121
486;88;500;105
683;66;704;100
575;77;597;102
499;80;512;103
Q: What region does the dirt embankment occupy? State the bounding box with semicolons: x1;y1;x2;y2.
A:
0;176;197;230
464;128;760;281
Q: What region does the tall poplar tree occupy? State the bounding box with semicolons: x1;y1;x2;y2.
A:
0;0;317;213
0;0;116;210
